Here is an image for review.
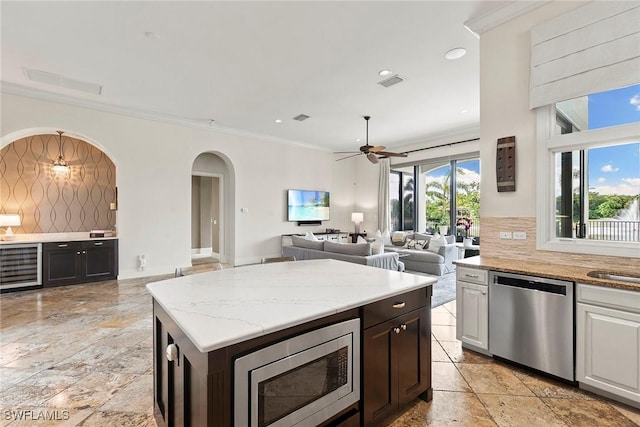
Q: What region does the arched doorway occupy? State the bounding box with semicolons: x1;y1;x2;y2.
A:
191;152;234;265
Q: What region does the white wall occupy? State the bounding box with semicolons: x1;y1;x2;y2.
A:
479;1;585;218
1;93;355;277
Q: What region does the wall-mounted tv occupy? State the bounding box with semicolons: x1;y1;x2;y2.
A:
287;189;330;222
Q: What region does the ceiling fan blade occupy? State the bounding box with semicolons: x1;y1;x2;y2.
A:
376;151;408;157
333;151;361;154
368;145;386;153
366;153;379;164
336;153;362;161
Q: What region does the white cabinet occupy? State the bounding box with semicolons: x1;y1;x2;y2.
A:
456;267;489;354
576;283;640;406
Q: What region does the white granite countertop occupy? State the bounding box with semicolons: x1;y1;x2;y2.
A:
0;232;117;245
146;259;436;353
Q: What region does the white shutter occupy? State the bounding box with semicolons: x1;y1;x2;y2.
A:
529;1;640;109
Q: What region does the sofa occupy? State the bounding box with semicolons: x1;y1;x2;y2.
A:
282;236;404;272
382;232;457;276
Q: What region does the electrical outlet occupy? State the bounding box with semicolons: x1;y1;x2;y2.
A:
500;231;513;239
240;207;249;213
513;231;527;240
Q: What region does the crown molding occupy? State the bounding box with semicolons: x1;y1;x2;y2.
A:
0;81;320;151
464;1;552;36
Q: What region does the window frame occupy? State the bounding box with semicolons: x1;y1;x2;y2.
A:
536;105;640;258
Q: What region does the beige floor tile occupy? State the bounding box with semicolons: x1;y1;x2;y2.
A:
431;340;451;362
431;325;457;342
0;370;83;406
542;398;639;427
76;410;155;426
442;300;456;316
478;394;566;427
99;374;153;414
610;402;640;425
439;341;493;364
456;363;534;396
432;362;472;392
0;366;42;390
511;369;594;400
44;372;137;410
431;311;456;326
388;391;496;426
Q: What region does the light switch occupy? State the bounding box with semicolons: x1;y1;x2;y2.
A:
513;231;527;240
240;208;249;213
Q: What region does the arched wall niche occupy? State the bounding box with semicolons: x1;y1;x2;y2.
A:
191;151;235;265
0;129;117;234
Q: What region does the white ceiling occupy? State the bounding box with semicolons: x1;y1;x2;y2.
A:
1;1;511;152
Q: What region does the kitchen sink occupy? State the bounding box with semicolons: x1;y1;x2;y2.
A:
587;271;640;284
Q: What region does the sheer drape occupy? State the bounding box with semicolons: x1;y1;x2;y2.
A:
377;158;390;233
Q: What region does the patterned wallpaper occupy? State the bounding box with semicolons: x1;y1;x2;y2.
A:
0;134;116;233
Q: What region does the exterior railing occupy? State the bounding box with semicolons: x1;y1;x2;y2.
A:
586;220;639;242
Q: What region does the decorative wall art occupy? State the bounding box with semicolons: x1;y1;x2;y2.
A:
496;136;516;192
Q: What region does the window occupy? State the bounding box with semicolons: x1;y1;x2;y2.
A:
537;83;640;257
424;159;480;237
390;170;414;231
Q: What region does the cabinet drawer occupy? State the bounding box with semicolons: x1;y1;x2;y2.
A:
457;267;488;285
82;239;115;249
43;241;81;251
577;283;640;314
363;288;427;329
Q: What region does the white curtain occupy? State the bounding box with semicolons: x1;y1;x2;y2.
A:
529;1;640;109
377;159;390;233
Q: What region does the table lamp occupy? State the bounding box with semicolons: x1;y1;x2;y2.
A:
0;214;21;241
351;212;364;235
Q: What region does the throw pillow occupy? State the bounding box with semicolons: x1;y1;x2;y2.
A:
391;231;407;246
292;235;324;250
304;232;318;241
324;241;371;256
356;235;367;244
381;230;392;246
427;235;446;254
370;240;384;255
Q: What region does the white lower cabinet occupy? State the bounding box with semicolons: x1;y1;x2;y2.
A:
576;283;640;405
456;267;489;353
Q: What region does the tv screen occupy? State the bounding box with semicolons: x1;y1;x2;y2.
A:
287;189;330;222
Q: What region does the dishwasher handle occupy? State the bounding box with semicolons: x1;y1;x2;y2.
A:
493;275;567;295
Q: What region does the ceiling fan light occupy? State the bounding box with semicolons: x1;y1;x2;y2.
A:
367;153;379;164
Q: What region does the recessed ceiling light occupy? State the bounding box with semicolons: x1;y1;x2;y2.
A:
378;69;392;77
356;138;361;142
144;31;160;40
274;119;283;124
444;47;467;60
460;109;469;114
208;119;216;126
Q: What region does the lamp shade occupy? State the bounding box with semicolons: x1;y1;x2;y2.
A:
0;214;20;227
351;212;364;223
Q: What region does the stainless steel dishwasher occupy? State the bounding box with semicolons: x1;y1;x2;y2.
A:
489;271;574;381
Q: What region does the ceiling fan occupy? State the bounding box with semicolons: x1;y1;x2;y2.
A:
335;116;408;164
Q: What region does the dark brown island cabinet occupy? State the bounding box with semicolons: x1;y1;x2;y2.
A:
152;286;432;427
43;239;118;287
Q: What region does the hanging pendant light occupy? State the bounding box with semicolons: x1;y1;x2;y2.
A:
52;131;70;175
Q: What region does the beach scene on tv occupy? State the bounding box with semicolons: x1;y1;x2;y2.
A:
288;190;330;221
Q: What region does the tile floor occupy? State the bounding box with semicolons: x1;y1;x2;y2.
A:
0;273;639;426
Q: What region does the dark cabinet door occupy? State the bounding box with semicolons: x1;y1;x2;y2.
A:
396;309;430;406
363;308;430;426
82;240;117;280
363;318;397;425
43;242;82;286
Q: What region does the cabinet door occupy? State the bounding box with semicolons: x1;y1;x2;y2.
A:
456;281;489;350
43;242;81;286
82;240;117;281
363;317;397;425
396;309;430;406
577;303;640;403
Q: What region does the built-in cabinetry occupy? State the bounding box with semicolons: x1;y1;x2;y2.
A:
576;283;640;407
455;266;489;354
43;239;118;287
362;288;431;425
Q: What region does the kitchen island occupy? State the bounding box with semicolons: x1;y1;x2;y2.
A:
147;259;436;426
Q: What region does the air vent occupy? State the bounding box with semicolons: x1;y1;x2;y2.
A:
377;74;405;88
24;68;102;95
293;114;310;121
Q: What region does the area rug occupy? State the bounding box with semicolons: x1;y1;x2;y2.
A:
405;270;456;308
